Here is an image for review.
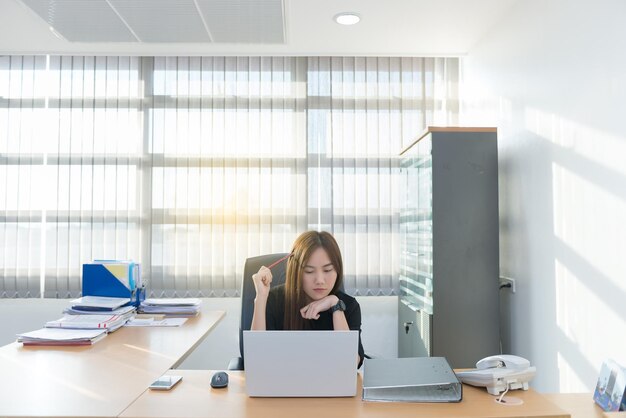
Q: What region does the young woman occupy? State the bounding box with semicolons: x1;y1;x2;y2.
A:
250;231;365;368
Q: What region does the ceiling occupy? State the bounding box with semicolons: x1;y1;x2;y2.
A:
0;0;519;56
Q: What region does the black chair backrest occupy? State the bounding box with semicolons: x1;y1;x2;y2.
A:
238;253;289;359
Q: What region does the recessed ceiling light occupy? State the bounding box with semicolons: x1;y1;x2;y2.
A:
334;13;360;26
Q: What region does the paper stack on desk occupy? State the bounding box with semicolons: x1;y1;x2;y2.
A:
46;311;135;332
125;317;188;327
138;298;202;317
17;328;107;346
69;296;132;311
64;304;135;316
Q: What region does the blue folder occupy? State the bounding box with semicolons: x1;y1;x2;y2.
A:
82;263;145;307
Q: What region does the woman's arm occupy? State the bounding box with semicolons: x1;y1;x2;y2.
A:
250;296;267;331
299;295;349;330
250;266;272;331
331;306;350;331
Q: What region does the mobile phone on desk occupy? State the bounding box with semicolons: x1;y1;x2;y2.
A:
149;375;183;391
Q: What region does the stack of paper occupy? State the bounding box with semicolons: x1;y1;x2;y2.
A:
46;311;135;332
17;328;107;346
125;317;188;327
138;298;202;317
64;304;135;316
69;296;131;312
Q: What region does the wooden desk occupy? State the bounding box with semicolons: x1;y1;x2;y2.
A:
121;370;570;418
543;394;626;418
0;304;225;417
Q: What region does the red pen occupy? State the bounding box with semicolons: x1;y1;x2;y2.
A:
266;254;290;270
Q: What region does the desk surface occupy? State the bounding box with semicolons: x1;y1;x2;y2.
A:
543;393;626;418
121;370;570;418
0;303;224;417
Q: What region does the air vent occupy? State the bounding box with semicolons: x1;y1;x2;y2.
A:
109;0;211;43
196;0;284;43
19;0;285;43
21;0;136;42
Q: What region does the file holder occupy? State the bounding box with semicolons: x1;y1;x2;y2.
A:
362;357;462;403
82;263;146;307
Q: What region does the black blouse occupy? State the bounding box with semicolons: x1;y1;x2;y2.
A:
265;284;365;368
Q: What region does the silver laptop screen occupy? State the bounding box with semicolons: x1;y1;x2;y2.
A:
243;330;358;397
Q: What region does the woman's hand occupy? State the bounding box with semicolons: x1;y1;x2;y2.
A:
300;295;339;320
252;266;272;300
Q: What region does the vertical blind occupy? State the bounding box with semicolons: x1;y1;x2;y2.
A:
0;56;459;298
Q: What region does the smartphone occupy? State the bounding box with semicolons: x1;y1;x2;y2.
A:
149;375;183;391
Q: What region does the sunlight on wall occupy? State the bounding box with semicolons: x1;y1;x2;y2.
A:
524;105;626;391
557;351;587;393
463;82;626;390
459;0;626;392
524;106;626;176
551;162;626;280
524;106;626;283
554;256;626;391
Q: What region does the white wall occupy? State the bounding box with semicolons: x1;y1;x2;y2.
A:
0;299;69;346
461;0;626;393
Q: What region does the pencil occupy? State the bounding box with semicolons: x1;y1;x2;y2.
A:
266;254;290;270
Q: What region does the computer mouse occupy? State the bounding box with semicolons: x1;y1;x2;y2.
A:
210;371;229;389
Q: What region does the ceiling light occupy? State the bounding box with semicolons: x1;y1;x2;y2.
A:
334;13;360;26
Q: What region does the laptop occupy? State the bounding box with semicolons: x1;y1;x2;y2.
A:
243;330;359;397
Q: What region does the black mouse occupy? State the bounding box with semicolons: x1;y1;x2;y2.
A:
210;371;228;388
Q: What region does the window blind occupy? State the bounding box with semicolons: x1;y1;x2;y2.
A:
0;56;458;298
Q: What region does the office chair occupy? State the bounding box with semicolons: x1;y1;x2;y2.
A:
228;253;289;371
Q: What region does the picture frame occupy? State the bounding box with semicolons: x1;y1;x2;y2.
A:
593;359;626;412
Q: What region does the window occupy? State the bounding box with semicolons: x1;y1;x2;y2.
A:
0;56;458;298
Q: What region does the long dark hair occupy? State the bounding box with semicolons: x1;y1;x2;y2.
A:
283;231;344;330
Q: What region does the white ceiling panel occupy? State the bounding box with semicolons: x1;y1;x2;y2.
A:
108;0;212;43
196;0;284;43
20;0;137;42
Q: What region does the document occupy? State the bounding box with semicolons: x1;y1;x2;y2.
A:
17;328;107;345
64;305;136;316
139;298;202;316
142;298;201;306
46;312;134;331
125;318;188;327
70;296;131;310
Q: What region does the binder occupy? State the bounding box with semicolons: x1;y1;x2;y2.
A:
362;357;462;403
82;262;145;307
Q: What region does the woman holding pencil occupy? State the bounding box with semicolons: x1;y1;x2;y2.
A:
250;230;365;368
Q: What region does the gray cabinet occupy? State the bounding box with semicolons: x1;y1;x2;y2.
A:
398;127;500;368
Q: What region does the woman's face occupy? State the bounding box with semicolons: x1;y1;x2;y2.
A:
301;247;337;301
